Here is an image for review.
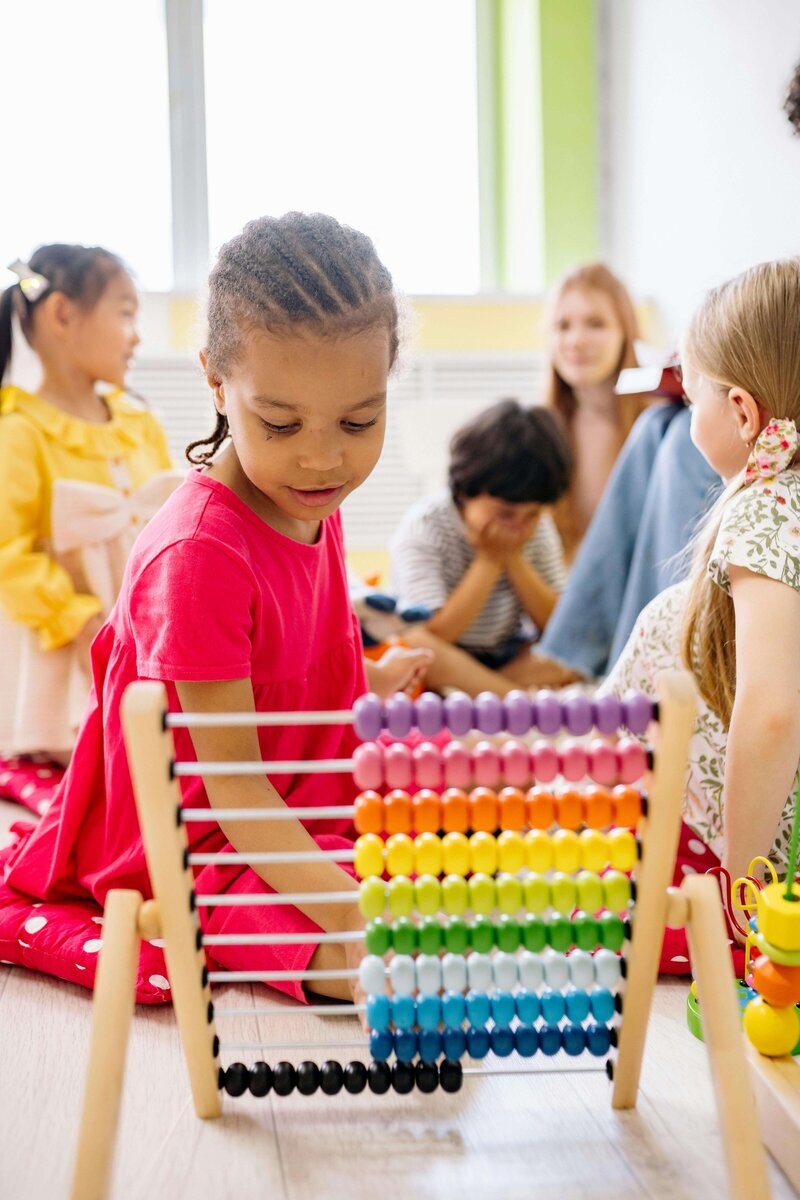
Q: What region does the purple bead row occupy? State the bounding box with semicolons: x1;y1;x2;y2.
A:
353;689;653;742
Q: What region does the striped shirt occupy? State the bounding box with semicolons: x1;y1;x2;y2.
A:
389;490;567;655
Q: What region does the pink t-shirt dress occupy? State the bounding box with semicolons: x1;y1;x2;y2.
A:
4;471;366;1000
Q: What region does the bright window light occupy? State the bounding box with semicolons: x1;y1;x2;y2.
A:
204;0;481;295
0;1;173;291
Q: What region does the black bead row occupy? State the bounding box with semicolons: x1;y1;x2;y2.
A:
219;1058;464;1097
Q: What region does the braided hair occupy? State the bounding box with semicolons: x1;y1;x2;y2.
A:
188;212;399;465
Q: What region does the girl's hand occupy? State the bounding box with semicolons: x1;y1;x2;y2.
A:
367;644;433;698
341;903;370;1029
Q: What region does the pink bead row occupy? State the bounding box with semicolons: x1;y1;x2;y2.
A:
352;737;649;792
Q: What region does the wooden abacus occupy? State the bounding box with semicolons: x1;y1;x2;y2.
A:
70;671;770;1200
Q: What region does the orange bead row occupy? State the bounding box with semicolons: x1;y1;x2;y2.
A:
353;784;643;837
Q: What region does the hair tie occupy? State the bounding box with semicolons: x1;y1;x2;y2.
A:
6;259;50;302
744;418;799;483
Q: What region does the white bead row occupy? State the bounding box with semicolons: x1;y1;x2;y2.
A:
357;947;622;997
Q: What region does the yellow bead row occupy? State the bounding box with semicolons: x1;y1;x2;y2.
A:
353;827;637;881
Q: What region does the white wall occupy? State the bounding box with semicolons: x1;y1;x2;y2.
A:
603;0;800;341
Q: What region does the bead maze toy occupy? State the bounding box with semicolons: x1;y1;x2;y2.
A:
70;672;770;1200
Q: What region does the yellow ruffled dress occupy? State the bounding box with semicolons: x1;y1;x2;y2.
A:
0;386;183;754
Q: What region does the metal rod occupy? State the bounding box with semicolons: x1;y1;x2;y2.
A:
462;1064;607;1076
203;931;363;947
221;1039;368;1052
168;710;355;728
189;849;356;866
181;805;356;822
174;759;355;777
209;968;359;983
195;891;355;908
214;1004;365;1018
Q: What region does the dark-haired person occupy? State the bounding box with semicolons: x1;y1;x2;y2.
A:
390;399;576;693
0;246;179;768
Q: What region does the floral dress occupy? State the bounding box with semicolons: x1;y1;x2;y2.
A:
605;467;800;872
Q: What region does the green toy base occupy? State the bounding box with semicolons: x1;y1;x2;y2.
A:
687;981;800;1055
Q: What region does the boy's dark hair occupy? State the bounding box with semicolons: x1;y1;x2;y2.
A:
0;244;125;386
448;398;572;505
786;60;800;134
187;212;399;465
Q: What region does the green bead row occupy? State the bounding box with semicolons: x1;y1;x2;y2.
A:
364;911;628;957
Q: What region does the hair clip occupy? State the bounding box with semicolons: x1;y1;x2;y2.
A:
6;259;50;301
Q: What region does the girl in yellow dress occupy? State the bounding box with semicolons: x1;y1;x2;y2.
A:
0;244;182;761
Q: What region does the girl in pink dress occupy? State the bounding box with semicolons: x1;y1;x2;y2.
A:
2;213;399;1003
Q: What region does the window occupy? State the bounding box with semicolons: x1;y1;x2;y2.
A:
0;0;173;291
204;0;481;294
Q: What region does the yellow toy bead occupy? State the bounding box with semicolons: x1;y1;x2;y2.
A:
442;831;471;876
468;872;497;914
524;830;553;873
579;829;610;874
469;831;498;876
576;870;605;916
358;877;387;918
414;832;443;877
354;833;385;879
757;881;800;952
523;872;550;914
385;833;415;878
551;829;581;874
441;873;469;915
387;875;415;916
608;828;638;873
497;830;525;874
415;874;442;916
743;996;800;1057
602;870;632;913
550;871;578;914
496;873;523;914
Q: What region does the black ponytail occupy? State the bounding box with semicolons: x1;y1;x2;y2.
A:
0;285;17;386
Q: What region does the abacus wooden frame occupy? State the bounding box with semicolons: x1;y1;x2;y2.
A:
70;672;771;1200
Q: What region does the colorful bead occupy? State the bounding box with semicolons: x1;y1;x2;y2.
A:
353;693;383;741
223;1063;249;1097
563;690;594;736
751;956;800;1008
547;915;573;953
533;689;562;735
497;830;525;874
442;742;472;789
440;1059;464;1091
532;740;559;783
539;1025;562;1056
440;832;470;876
467;952;494;992
516;989;540;1023
365;918;392;956
515;1025;539;1057
583;786;613;830
466;1026;491;1058
384;788;412;834
590;987;615;1023
354;789;384;835
415;691;444;736
387;875;415;916
622;690;653;735
743;997;800;1057
496;873;523;915
417;915;443;956
388;992;414;1029
565;986;591;1023
413;743;444;790
441;874;469;916
343;1062;368;1093
568;949;596;990
593;948;622;988
417;993;442;1030
470;787;498;833
522;914;547;952
580;829;610;874
353;742;383;790
562;1022;587;1056
573;912;601;952
526;788;556;830
354;833;385;879
490;989;516;1027
474;691;504;735
523;873;550;915
412;788;441;834
442;1028;467;1060
542;949;570;990
416;953;443;994
491;1027;515;1057
419;1029;443;1062
358;877;386;919
319;1061;343;1095
586;1022;612;1056
612;785;642;828
366;993;391;1031
368;1061;392;1094
384;742;413;790
468;872;496;914
518;950;545;991
493;951;519;990
392;916;417;956
414;831;443;877
504;689;533;735
560;741;589;783
385;832;415;877
473;742;502;788
414;874;442;916
273;1062;297;1096
550;872;578;914
391;1061;415;1094
525;830;553;873
470;914;495;954
592;694;623;735
441;787;470;833
608;828;638;872
598;913;626;952
443;691;473;736
441;953;468;993
496;913;521;953
370;1029;393;1061
576;870;605;916
389;955;416;995
359;955;387;995
556;789;583;831
497;786;527;830
500;742;531;788
617;737;649;784
385;692;414;738
394;1029;418;1062
466;989;491;1027
442;990;466;1028
444;916;469;955
603;871;632;912
551;829;581;873
540;988;566;1024
587;740;619;786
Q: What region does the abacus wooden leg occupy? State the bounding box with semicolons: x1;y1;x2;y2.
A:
745;1040;800;1191
612;669;696;1109
70;889;143;1200
682;873;770;1199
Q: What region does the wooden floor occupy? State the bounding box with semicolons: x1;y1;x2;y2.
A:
0;799;795;1200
